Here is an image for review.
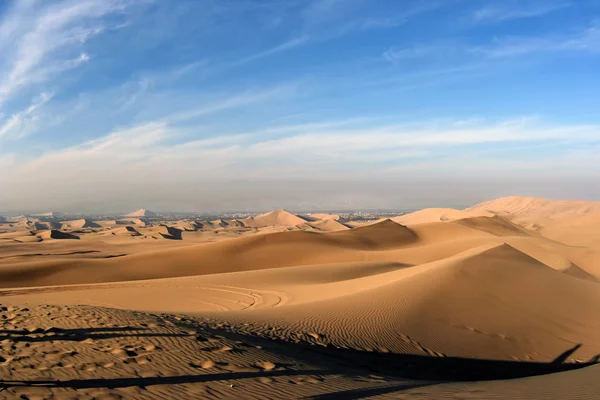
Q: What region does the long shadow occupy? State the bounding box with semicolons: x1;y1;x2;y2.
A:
0;326;146;335
189;321;599;382
0;318;597;398
0;326;189;343
305;382;433;400
287;342;598;381
0;369;332;390
552;343;582;364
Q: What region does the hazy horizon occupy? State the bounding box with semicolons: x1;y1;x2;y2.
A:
1;0;599;212
2;177;600;215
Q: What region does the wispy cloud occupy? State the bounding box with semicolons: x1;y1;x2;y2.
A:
383;22;600;63
5;115;600;180
383;45;453;63
474;1;570;22
231;36;310;67
300;0;436;39
0;0;132;105
166;84;297;124
474;24;600;57
0;92;54;139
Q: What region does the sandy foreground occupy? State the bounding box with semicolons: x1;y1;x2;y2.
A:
0;198;599;399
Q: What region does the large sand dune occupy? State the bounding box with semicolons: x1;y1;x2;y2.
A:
122;208;157;217
467;196;600;228
1;198;600;398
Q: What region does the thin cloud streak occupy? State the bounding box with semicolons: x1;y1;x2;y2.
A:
0;0;131;105
473;23;600;57
0;92;54;139
474;1;570;21
230;36;310;67
4;116;600;177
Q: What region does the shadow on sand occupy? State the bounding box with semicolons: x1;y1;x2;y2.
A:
0;326;188;343
0;320;597;399
300;342;598;381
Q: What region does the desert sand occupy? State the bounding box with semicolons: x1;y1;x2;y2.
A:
0;196;599;399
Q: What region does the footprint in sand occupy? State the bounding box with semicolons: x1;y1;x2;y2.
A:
79;363;97;372
207;345;234;353
190;360;216;369
88;392;123;400
290;376;323;385
143;344;157;352
43;350;77;362
255;361;277;371
220;363;260;373
110;348;126;357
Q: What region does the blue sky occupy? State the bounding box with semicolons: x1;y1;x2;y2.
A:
0;0;599;212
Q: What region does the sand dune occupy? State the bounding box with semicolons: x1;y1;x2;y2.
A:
96;219;127;227
37;230;80;240
242;209;309;228
33;221;62;230
0;219;418;287
540;211;600;247
117;217;147;226
308;213;340;221
60;218;101;229
123;208;157;217
1;201;600;399
0;216;596;287
7;239;600;362
393;207;493;225
467;196;600;227
108;226;142;237
307;218;351;231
